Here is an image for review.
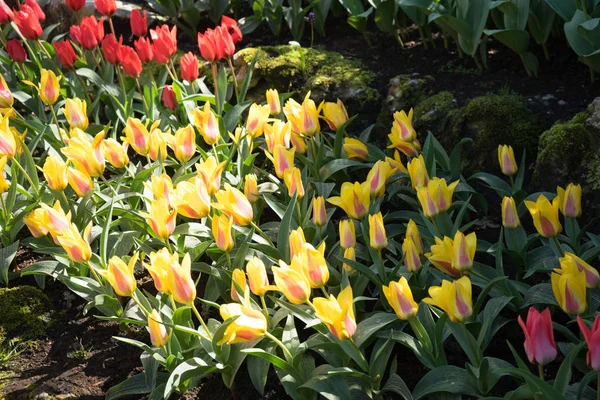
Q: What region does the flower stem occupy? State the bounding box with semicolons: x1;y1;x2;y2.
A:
265;331;293;362
210;62;220;114
538;363;544;381
250;221;274;247
260;295;270;327
226;57;239;101
136;78;151;116
461;322;481;366
552;236;564;257
320;286;329;297
597;371;600;400
378;249;386;283
12;157;38;197
225;251;232;270
192;302;212;339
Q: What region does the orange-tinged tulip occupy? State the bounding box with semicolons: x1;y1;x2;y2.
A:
218;303;267;345
319;99;349;131
264;120;291;153
498;145;517;176
402;237;421;272
24;69;61;105
41;201;71;238
525;195;562;238
146;173;174;205
56;221;92;263
0;74;14;108
560;252;599;288
328;181;370;220
212;214;234;252
424;276;472;323
289;227;306;260
273;257;311;305
122;118;154;156
339;219;355;249
343;138;368;161
391;109;416;142
366;160;392;198
552;264;586;315
244;174;259;203
231;268;247;303
212;183;254;226
265;144;295;179
143;248;175;294
452;231;476;273
342;247;355;272
283;97;302;133
148;127;169;162
171;125;196;163
99;254;138;297
196;156;226;195
425;236;461;278
172;178;211;219
290;130;307;154
41;155;68;192
61;132;105;177
145;199;177;240
557;183;582;218
369;212;388;250
24;208;49;238
385;150;408;176
148;309;169;347
383;277;418;320
192;102;220;145
246;257;270;296
407;155;428;189
283;167;304;198
266;89;281;116
102;138;129;168
502;197;520;228
313;286;357;341
67;167;94;197
63;98;88;130
0;111;17;158
168;253;196;305
312;196;327;227
302;243;329;288
299;93;320;136
406;220;423;254
246;103;270;138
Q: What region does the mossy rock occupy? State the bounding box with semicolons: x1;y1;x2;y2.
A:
413;91;458;137
378;74;434;128
443;94;540;174
0;285;52;344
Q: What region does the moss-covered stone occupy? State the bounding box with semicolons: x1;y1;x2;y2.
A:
413;91;458;137
0;286;52;344
378;74;434;128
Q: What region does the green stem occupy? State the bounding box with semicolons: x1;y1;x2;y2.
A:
378;250;386;283
169;295;177;312
250;221;274;247
260;295;270;327
71;67;93;106
265;331;293;362
596;371;599;400
409;317;433;356
295;202;302;224
131;292;150;316
12;157;38;197
192;302;212;339
227;57;239;101
99;174;119;197
552;236;564;257
49;104;62;130
320;287;329;297
36;40;62;75
225;251;232;270
136;78;151;116
461;322;481;366
538;363;544;381
211;62;220;114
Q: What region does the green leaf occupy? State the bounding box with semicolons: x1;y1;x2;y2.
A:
554;341;585;395
0;241;19;284
300;365;353;400
223;101;251;132
449;138;472;180
412;365;479;399
382;373;413;399
277;192;298;263
319;159;367;182
242;348;299;379
248;340;274;395
105;372;167;400
353;312;399;348
164;357;220;398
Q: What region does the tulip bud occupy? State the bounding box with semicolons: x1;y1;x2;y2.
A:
327;181;370;220
560;252;599;288
100;254;138;297
218;303;267;345
146;199;177;240
426;236;461;278
196;155;226;195
577;315;600;370
385;150;408;176
302;243;329;288
402;237;421;272
368;212;388;250
557;183;582;218
289;227;306;260
67;167;94;197
406;220;423;254
501;197;520;228
319;99;349;131
162;86;178;111
0;75;14;110
266;89;281;116
246;103;270;138
290;130;307;154
146;173;174;205
382;277;418;320
168;253;196;305
171;125;196;163
266;144;295;179
130;9;147;37
391;109;416;142
518;307;557;366
42;155;68;192
366;160;392;198
244;174;259;203
313;286;357;341
180;52;199;82
143;248;175;294
407;155;429;189
122;118;151;156
273;258;311;305
212;183;254;226
6;39;27;63
147;127;169;162
193;102;220;145
452;231;476;274
24;208;48;238
231;268;247;303
299;94;320;137
61;132;105;178
339;220;356;249
103;138;129;169
212;214;234;252
551;266;586;315
416;185;439;218
56;222;92;263
342;247;355;273
525;195;562;238
423;276;472;323
172;178;211;219
498;145;518;176
95;0;117;16
246;257;270;296
64;98;89;130
343;138;368;161
312;196;328;227
264;120;291;153
41;201;71;239
283;167;304;199
148;309;169;347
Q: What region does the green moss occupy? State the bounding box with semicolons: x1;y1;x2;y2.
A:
0;286;52;343
413;91;458;136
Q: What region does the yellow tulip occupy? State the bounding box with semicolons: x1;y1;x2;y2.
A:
172;178;211;219
61;132;105;177
148;127;169;162
557;183;582;218
171;125;196;163
407;155;429;189
387;133;420;157
402;237;421;272
302;242;329;288
416;185;439;218
264;120;291;153
296;93;320;137
366;160;392;198
312;196;328;227
283;167;304;198
24;69;61;105
246;103;270;138
559;252;599;289
390;109;416;142
167;253;196;304
382;276;418;320
99;254;138;297
273;257;311;305
339;219;356;249
146;174;174;205
423;276;473;323
265;144;295;179
192;102;220;145
0;156;7;193
343;138;368;161
416;178;459;218
524;194;562;237
122;118;154;156
67;167;94;197
368;212;388;250
244;174;259;203
56;221;92;263
501;197;520;228
452;231;476;273
0;111;16;159
102;138;129;169
246;257;270;296
148;309;169;347
212;183;254;226
41;201;72;239
385;150;408;176
218;303;267;345
143;248;175;294
425;236;461;277
212;214;234;252
406;220;423;254
313;286;357;341
498;145;517;176
290;130;307;154
342;247;355;273
266;89;281;116
64;98;88;130
283;97;302;134
289;227;306;260
24;208;49;238
319;99;349;131
0;74;14;108
196;156;226;195
327;181;370;220
145;199;177;240
552;265;586;315
231;268;247;303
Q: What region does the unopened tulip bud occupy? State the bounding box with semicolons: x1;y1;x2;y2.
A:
327;181;370;220
423;276;472;323
302;243;329;288
551;266;586;315
56;222;92;263
100;254;138;297
246;103;270;138
319;99;349;131
146;199;177;240
102;138;129;169
406;220;423;254
367;160;392;198
172;178;210;219
283;167;304;198
452;231;476;274
289;227;306;260
561;252;599;288
42;155;68;192
383;277;418;320
299;94;320;137
407;155;429;189
369;212;388;250
24;208;49;238
67;167;94;197
172;125;196;163
64;98;88;130
231;268;246;303
343;138;367;161
266;89;281;116
577;315;600;370
273;258;311;305
246;257;270;296
498;145;517;176
342;247;355;273
339;220;355;249
218;303;267;345
313;286;357;341
148;309;169;347
525;195;562;238
402;237;421;272
557;183;582;218
502;197;520;228
312;196;328;227
518;307;557;366
244;174;259;203
168;253;196;305
212;183;254;226
212;214;234;252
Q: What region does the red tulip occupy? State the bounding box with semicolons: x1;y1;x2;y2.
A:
517;307;557;366
79;16;105;50
221;15;242;44
70;25;81;45
13;5;42;40
118;46;142;77
217;25;235;58
152;44;168;64
6;39;27;62
197;28;219;62
25;0;45;21
179;52;198;82
0;0;13;24
578;315;600;370
65;0;86;12
102;33;123;65
95;0;116;17
150;25;177;60
162;86;177;110
54;40;78;68
134;37;153;63
130;9;147;37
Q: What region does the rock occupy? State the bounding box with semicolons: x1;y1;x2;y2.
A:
585;97;600;134
0;285;53;344
413;91;458;137
558;100;567;106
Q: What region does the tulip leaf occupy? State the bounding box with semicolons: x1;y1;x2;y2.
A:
577;370;598;400
0;240;19;285
223;101;251;133
277;192;298;263
105;371;168;400
164;357;221;398
353;312;400;348
242;348;300;378
84;294;122;317
554;341;585;395
299;365;353;400
382;373;413;400
412;365;479;399
319;159;366;182
248;340;275;395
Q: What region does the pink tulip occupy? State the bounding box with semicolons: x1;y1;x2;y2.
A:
577;315;600;370
517;307;557;366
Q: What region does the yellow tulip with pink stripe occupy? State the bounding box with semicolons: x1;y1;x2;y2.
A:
424;276;472;323
383;277;418;320
212;183;254;226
